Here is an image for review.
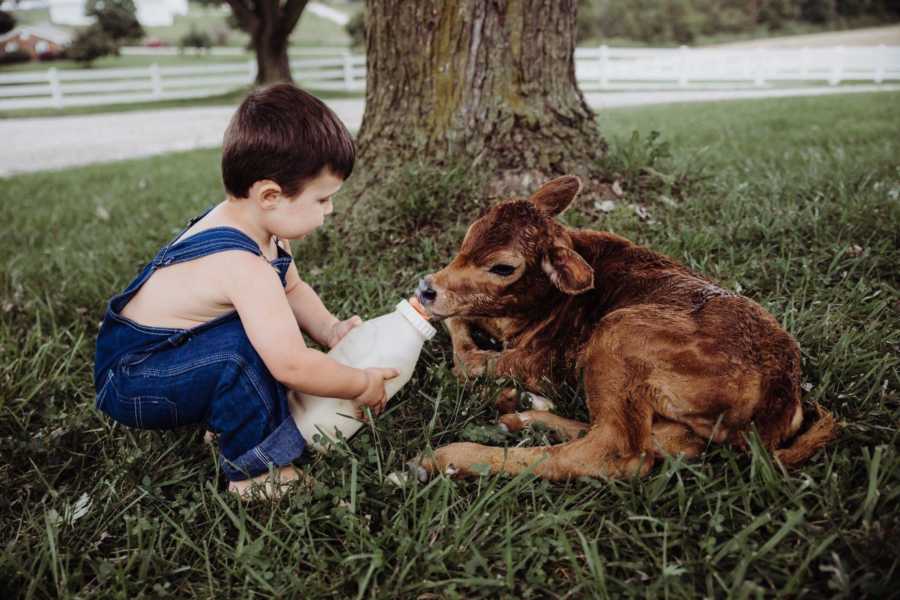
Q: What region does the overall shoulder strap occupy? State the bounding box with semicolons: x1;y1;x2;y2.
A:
154;227;263;268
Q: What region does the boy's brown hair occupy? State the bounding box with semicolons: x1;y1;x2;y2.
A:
221;83;355;199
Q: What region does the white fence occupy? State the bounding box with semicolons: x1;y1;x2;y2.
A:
0;55;366;110
575;44;900;89
1;45;899;110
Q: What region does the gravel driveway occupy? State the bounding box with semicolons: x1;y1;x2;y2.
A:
1;86;898;177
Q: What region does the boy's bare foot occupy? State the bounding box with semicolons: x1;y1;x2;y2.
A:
227;465;310;500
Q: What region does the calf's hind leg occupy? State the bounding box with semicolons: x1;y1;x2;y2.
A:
416;427;649;480
499;411;589;441
495;388;557;414
651;419;706;459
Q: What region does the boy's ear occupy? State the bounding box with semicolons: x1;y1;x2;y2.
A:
251;180;283;208
542;245;594;295
529;175;582;217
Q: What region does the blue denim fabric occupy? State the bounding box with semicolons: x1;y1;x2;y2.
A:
93;208;306;481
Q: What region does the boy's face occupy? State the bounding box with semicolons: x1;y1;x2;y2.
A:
259;169;344;240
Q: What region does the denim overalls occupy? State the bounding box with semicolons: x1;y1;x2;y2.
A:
94;209;306;482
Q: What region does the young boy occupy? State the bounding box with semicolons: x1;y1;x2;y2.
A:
93;83;397;498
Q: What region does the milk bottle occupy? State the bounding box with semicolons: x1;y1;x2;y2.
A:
291;297;436;451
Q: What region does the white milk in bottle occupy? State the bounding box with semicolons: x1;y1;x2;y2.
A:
291;297;436;451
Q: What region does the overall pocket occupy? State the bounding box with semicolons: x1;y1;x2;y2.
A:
99;369;180;430
120;350;155;374
117;394;179;429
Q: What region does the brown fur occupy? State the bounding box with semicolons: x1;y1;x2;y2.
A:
415;176;838;480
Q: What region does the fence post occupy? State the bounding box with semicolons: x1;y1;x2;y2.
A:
829;45;844;85
754;48;766;86
150;62;162;98
342;52;354;91
874;44;885;84
800;46;809;81
678;45;688;88
47;67;63;108
599;44;609;88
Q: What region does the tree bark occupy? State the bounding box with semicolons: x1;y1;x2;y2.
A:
357;0;607;198
253;24;293;85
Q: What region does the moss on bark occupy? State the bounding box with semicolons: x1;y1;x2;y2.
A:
356;0;608;202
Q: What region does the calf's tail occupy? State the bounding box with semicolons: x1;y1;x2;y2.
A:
774;402;839;468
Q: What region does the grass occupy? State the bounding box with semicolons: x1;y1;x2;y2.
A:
1;91;899;598
0;53;256;73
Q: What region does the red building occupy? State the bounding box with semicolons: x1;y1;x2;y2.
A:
0;24;72;60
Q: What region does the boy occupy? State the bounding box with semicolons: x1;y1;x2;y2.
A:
93;83;397;499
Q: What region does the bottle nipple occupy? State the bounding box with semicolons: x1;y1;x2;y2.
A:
408;296;431;320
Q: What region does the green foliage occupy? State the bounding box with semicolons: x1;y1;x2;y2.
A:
577;0;900;44
373;162;486;230
65;25;120;66
85;0;144;43
179;25;213;50
597;129;701;204
1;92;899;597
66;0;142;66
345;10;366;49
0;50;30;65
0;9;15;35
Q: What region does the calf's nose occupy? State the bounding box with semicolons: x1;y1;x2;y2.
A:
417;276;437;304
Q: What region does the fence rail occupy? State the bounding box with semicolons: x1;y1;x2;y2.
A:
575;44;900;89
1;45;898;110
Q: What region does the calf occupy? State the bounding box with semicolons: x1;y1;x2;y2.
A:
413;176;837;480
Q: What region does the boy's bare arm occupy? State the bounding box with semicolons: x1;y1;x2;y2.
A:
217;252;366;399
283;260;339;347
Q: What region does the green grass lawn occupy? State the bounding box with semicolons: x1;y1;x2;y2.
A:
1;92;898;598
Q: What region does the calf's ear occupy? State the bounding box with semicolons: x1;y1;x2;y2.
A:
542;246;594;295
529;175;582;217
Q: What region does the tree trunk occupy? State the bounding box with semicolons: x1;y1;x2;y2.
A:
224;0;308;86
254;28;292;85
357;0;607;198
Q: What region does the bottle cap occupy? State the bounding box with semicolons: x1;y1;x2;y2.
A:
396;299;437;340
408;296;430;319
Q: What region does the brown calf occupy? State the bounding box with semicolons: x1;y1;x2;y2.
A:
413;176;837;480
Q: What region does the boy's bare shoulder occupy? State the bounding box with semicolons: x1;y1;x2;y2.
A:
205;249;282;287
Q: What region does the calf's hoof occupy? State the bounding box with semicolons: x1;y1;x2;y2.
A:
498;412;526;433
525;393;556;412
496;388;519;414
405;458;431;482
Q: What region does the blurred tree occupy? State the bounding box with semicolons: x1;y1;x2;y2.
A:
357;0;608;199
757;0;802;30
193;0;310;85
0;10;15;35
576;0;900;45
180;26;213;51
345;9;365;49
803;0;839;22
65;0;141;66
67;25;119;65
86;0;144;42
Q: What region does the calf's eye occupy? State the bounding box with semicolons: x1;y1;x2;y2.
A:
489;264;517;276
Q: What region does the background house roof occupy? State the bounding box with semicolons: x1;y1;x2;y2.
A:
0;23;74;46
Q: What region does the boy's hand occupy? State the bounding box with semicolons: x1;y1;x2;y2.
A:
354;367;399;419
328;315;363;349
